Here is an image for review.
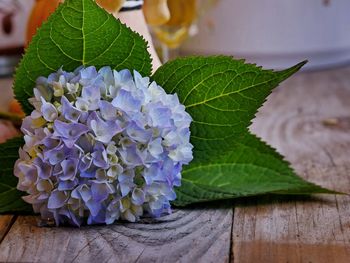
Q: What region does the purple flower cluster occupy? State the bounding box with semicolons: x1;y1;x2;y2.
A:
14;66;193;226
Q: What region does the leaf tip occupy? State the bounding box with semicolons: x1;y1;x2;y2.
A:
276;60;308;82
294;60;308;70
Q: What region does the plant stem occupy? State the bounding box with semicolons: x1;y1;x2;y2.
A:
0;111;23;126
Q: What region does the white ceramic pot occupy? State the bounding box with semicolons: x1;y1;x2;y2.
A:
181;0;350;70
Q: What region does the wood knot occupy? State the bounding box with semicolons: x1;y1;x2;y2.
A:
322;116;350;131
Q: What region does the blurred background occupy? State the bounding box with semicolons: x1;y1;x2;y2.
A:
0;0;350;138
150;0;350;70
180;0;350;70
2;0;350;76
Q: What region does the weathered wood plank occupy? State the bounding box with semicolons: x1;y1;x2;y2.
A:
233;67;350;263
0;216;16;243
0;206;233;263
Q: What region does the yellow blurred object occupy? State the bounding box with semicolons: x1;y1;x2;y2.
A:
153;27;189;49
143;0;170;26
96;0;125;13
152;0;197;49
166;0;197;26
26;0;125;45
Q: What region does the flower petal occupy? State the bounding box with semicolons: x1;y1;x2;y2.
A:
48;190;67;209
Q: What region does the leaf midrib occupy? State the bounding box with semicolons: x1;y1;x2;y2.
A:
185;74;280;109
82;0;86;64
182;163;297;181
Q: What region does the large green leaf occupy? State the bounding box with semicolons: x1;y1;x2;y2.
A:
14;0;152;115
0;137;32;213
153;56;336;206
153;56;306;161
173;133;335;206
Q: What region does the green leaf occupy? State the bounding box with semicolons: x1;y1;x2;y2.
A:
153;56;336;206
0;137;32;213
173;133;336;206
153;56;306;161
14;0;152;115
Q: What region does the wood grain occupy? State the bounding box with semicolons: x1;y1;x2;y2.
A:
233;67;350;263
0;206;233;263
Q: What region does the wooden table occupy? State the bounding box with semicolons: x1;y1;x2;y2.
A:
0;66;350;263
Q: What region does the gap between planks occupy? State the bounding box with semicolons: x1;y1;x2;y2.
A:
0;215;17;244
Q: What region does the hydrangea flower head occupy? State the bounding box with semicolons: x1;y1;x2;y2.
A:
15;66;193;226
